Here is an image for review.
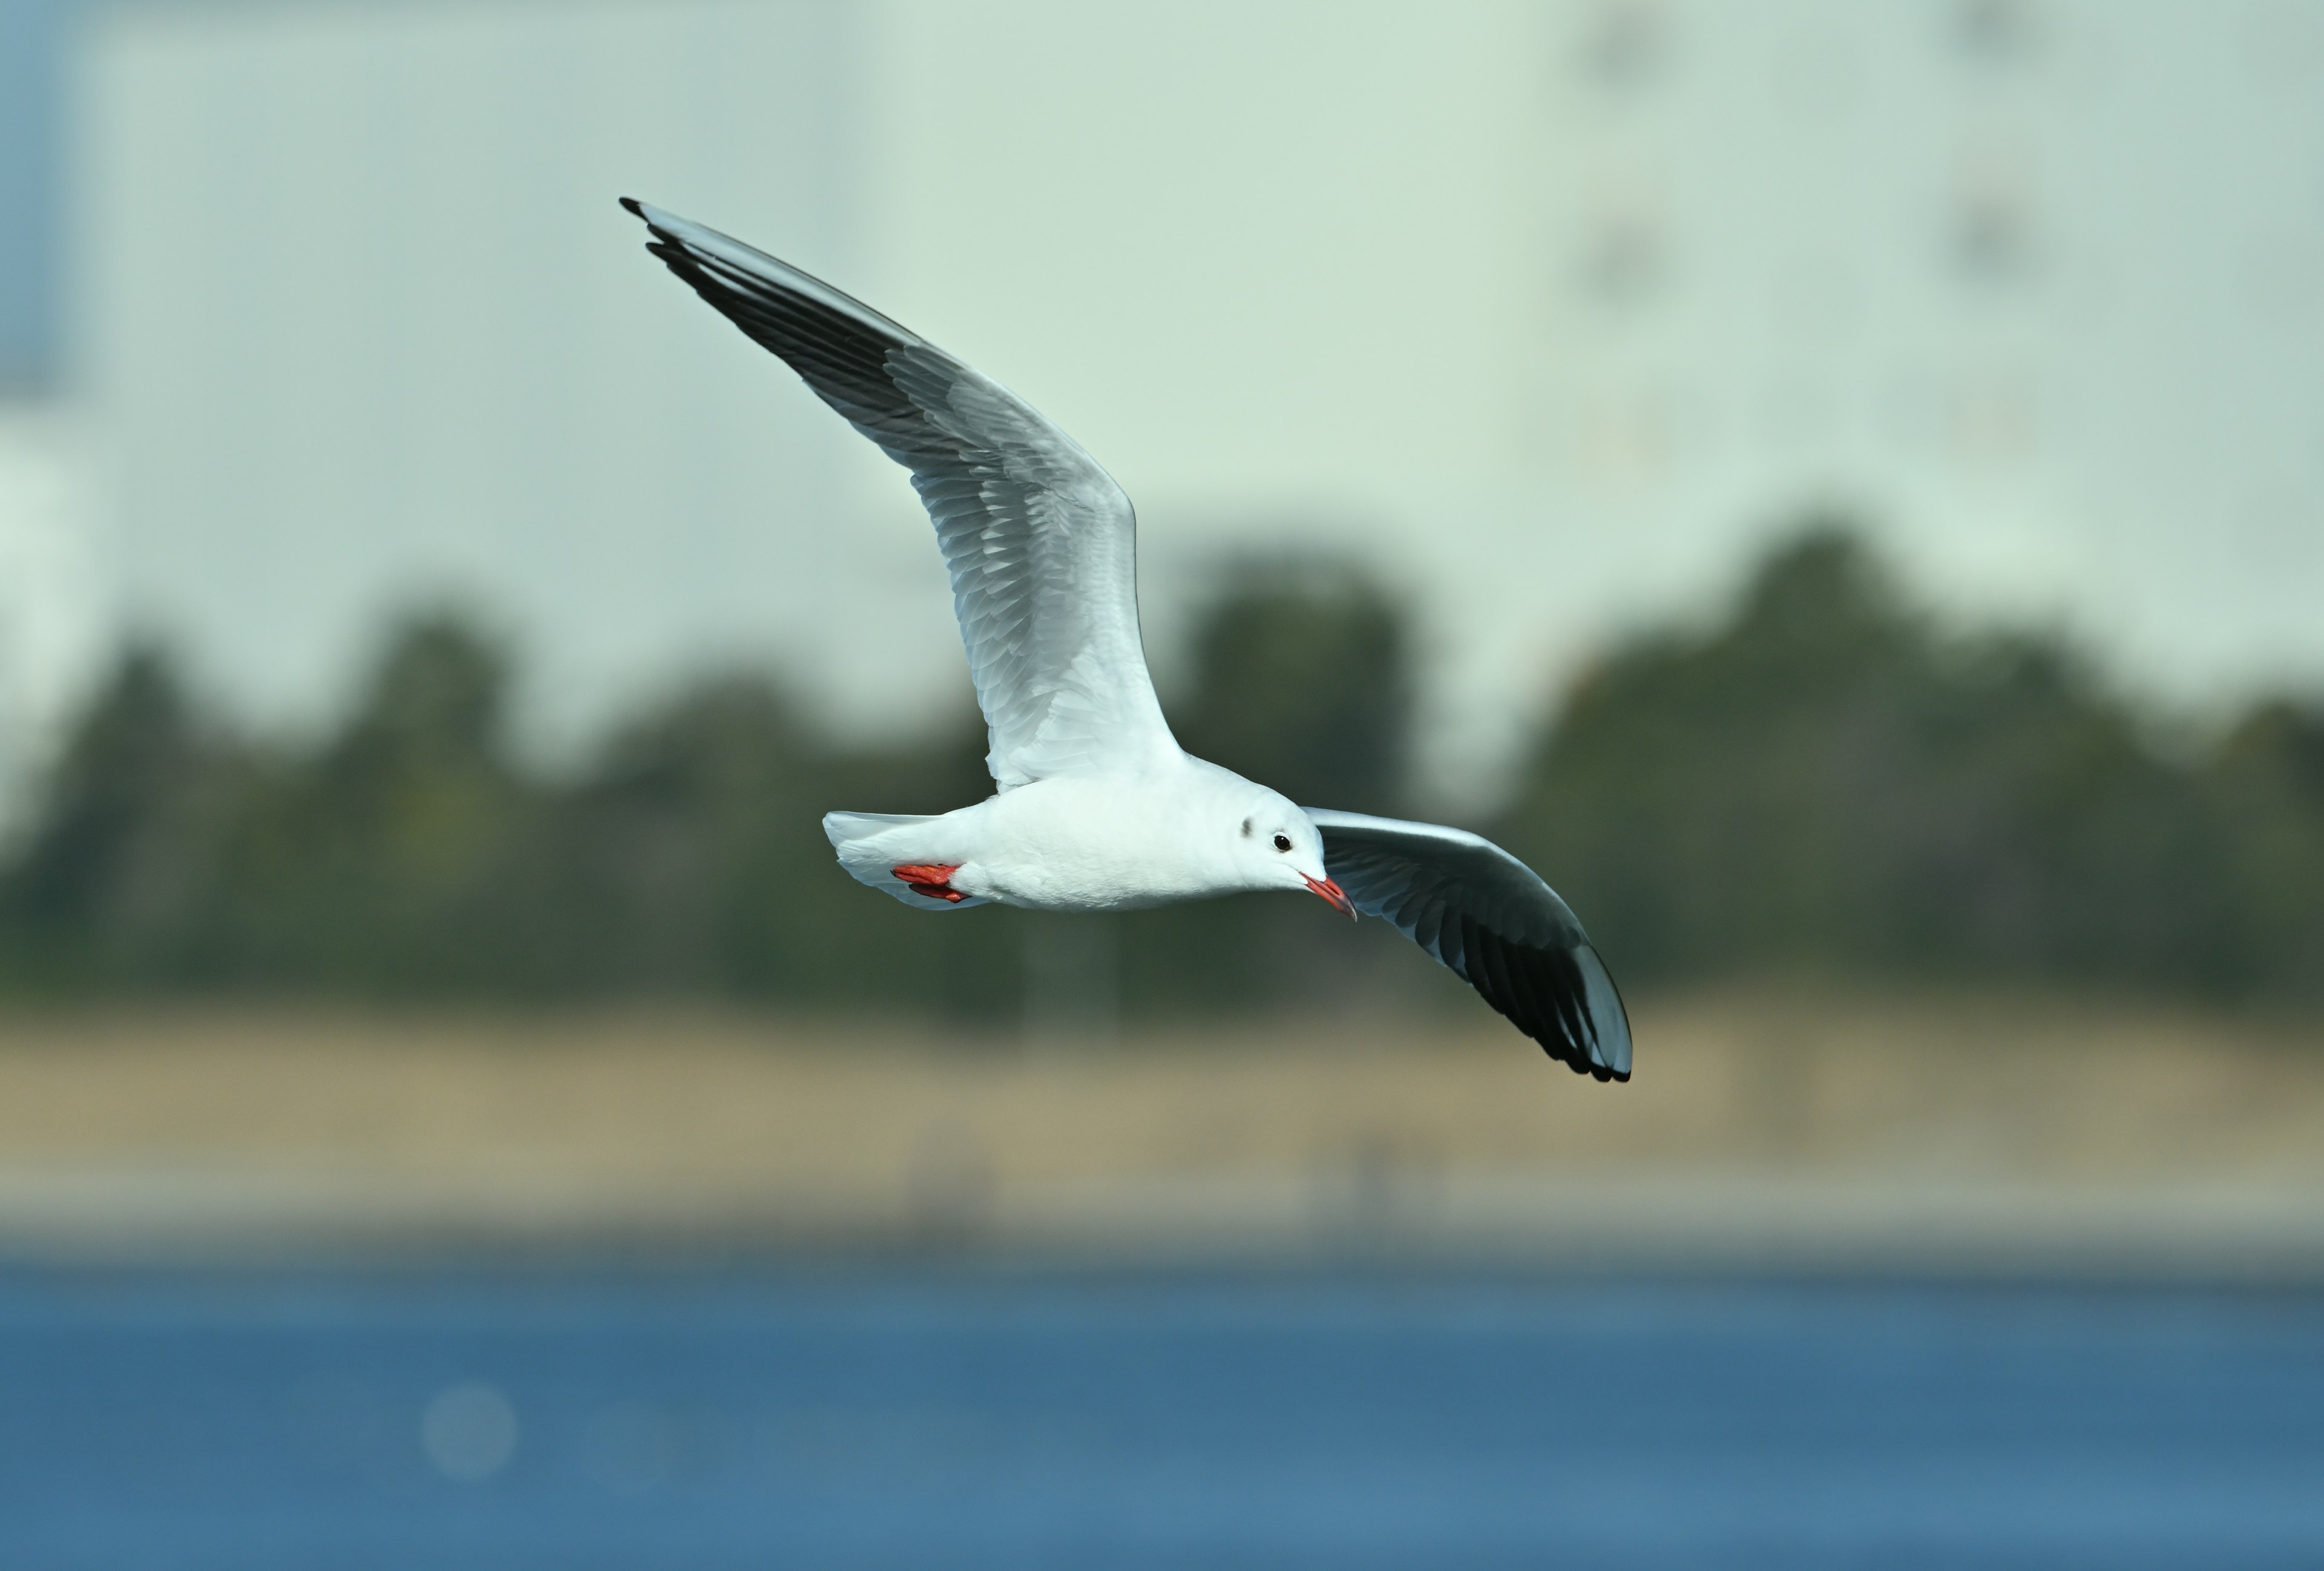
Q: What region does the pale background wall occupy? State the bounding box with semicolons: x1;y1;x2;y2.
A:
0;399;99;811
71;0;877;759
45;0;2324;805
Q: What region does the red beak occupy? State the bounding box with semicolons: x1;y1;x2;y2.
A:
1305;875;1357;920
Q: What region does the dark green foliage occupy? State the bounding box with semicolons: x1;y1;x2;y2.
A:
1500;524;2313;1000
1;646;237;984
2205;700;2324;997
4;530;2320;1013
1170;558;1412;816
231;614;533;990
509;674;821;995
0;562;1417;1018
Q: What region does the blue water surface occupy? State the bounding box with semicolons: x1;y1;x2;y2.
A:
0;1263;2319;1570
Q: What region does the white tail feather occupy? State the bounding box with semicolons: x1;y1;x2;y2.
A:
822;811;989;911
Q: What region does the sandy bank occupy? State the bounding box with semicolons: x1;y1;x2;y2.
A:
0;992;2317;1273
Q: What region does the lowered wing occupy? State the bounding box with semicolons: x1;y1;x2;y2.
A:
1305;809;1632;1082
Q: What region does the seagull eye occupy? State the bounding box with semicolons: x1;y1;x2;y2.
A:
1272;833;1292;853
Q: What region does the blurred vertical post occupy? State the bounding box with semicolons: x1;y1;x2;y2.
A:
1022;912;1120;1048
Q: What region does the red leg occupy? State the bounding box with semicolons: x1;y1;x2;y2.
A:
891;863;967;903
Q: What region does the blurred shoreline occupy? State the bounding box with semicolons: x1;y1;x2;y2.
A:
0;990;2318;1277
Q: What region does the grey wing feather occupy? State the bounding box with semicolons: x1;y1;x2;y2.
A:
621;199;1177;788
1304;809;1632;1082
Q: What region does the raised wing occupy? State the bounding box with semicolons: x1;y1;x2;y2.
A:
621;199;1178;788
1305;809;1632;1082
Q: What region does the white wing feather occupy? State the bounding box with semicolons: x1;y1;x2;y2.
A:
623;200;1178;789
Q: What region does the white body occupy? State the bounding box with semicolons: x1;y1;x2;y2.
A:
827;756;1328;913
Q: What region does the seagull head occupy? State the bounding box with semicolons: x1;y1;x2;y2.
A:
1223;788;1355;919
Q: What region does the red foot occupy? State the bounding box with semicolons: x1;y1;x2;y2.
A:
892;863;967;903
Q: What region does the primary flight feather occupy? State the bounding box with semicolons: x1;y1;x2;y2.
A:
621;199;1632;1082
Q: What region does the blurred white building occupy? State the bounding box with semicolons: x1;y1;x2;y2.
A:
0;400;101;818
59;0;2324;802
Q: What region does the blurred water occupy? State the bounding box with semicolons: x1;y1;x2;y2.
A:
1;1265;2319;1570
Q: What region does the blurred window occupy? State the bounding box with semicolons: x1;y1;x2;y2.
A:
1952;0;2040;67
1951;187;2035;285
1948;139;2040;288
1578;212;1669;307
1578;1;1669;91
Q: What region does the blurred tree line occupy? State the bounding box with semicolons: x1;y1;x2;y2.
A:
0;556;1414;1019
1500;525;2324;1003
2;522;2320;1016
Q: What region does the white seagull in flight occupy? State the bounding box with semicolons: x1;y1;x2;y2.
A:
622;200;1632;1082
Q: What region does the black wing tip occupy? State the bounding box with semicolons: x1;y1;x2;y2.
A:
622;198;687;258
621;198;688;255
1511;940;1632;1084
622;197;684;256
1535;1029;1629;1082
1555;1046;1629;1083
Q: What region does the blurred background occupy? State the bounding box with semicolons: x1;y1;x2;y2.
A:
2;0;2323;1566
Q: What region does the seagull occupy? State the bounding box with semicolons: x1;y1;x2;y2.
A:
621;200;1632;1082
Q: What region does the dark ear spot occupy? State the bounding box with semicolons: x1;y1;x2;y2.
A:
1241;817;1253;838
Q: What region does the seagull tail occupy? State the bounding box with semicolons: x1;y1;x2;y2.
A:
823;811;993;912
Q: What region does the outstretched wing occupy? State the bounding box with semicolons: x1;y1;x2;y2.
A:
1305;809;1632;1082
621;199;1178;789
